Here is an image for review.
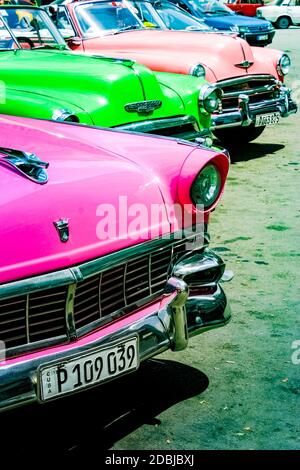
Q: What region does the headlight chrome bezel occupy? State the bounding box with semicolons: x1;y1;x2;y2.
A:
52;109;79;123
199;84;223;114
190;163;222;210
190;63;206;79
277;53;291;77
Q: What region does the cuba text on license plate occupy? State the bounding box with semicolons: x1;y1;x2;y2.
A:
39;337;138;401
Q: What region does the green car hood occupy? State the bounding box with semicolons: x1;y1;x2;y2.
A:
0;49;203;128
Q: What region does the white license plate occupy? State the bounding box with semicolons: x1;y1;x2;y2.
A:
257;34;268;41
39;337;139;401
255;112;280;127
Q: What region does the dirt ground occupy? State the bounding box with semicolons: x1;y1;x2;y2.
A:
2;29;300;455
109;29;300;451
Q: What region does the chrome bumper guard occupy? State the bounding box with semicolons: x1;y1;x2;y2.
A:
0;248;230;411
212;85;298;129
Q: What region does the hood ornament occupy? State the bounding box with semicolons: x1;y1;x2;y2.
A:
0;147;49;184
54;219;69;243
235;60;254;70
125;100;162;115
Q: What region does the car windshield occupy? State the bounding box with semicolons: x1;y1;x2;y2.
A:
74;1;145;37
129;0;211;31
0;14;19;50
0;7;67;49
191;0;235;15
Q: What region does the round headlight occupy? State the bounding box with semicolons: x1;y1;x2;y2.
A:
190;64;206;78
199;85;222;114
239;26;250;33
277;54;291;76
230;25;239;32
190;164;221;209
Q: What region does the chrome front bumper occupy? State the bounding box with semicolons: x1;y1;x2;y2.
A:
0;248;230;412
115;115;213;144
212;84;298;130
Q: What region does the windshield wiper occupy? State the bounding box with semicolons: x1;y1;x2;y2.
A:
112;25;142;35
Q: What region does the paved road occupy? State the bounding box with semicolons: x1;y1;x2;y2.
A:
2;29;300;455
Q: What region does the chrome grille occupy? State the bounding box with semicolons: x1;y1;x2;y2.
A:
74;246;174;330
28;287;67;342
0;237;192;357
218;75;280;113
247;25;271;33
0;286;67;349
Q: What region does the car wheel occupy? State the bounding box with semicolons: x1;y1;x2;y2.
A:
275;16;290;29
214;125;266;146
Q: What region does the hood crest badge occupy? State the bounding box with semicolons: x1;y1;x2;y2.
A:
235;60;254;70
54;218;69;243
125;100;162;115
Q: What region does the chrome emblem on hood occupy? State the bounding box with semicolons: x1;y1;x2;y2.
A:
54;219;69;243
0;147;49;184
235;60;254;70
125;100;162;114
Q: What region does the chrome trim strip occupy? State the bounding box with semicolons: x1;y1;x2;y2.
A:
223;84;277;99
0;270;78;300
115;115;198;133
25;294;30;344
65;284;77;341
217;74;278;88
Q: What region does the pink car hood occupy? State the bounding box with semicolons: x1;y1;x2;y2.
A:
0;115;218;285
79;29;279;81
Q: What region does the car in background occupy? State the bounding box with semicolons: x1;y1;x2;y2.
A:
256;0;300;28
48;0;297;145
226;0;265;17
169;0;275;45
129;0;215;31
0;5;222;144
0;114;230;410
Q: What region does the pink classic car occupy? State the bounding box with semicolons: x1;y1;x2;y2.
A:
48;0;297;144
0;115;230;411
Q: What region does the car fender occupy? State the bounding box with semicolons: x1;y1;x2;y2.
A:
1;88;94;124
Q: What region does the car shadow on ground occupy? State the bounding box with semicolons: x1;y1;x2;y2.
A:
226;142;285;163
1;359;208;457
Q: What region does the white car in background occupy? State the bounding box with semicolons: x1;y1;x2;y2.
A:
257;0;300;29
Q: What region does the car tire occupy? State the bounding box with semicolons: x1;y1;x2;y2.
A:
214;125;266;146
275;16;291;29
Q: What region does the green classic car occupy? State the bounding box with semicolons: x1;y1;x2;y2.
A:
0;5;222;142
